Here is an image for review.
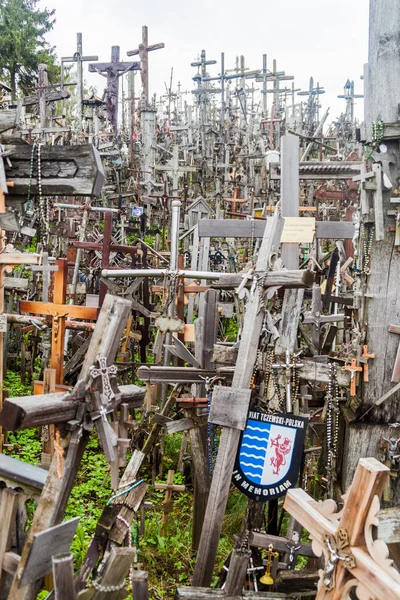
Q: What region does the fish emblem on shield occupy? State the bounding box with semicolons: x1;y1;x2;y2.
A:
232;411;308;501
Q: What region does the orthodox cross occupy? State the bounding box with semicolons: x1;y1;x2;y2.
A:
302;284;346;355
20;259;98;384
61;32;98;123
89;46;140;132
127;25;165;105
284;457;400;599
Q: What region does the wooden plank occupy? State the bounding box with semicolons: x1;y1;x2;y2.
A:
224;548;251;597
0;453;48;490
176;588;300;599
248;531;316;557
299;360;350;386
198;219;354;240
19;301;98;321
52;553;76;600
275;289;304;355
137;366;218;383
20;518;80;586
281;134;299;269
131;570;148;600
0;489;19;592
212;270;314;290
209;386;252;430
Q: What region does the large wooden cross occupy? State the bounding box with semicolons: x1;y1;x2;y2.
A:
61;32;98;122
20;258;98;383
89;46;140;132
284;457;400;599
127;25;165;104
192;210;284;586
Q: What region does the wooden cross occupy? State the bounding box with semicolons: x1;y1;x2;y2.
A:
61;32;98;122
223;185;247;214
261;103;281;149
31;252;58;303
344;359;363;397
149;180;181;249
155;145;196;194
22;64;70;134
89;46;140;132
127;25;165;104
20;258;98;384
272;349;304;413
192;210;285;586
284;457;400;599
302;284;346;355
360;344;375;382
154;469;186;536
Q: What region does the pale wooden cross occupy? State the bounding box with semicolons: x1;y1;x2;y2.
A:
127;25;165;104
61;32;98;122
89;46;140;132
155;145;196;194
154;469;186;536
31;251;58;303
284;457;400;599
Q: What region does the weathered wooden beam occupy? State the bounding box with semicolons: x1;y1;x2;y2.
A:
0;453;47;491
5;143;104;197
176;588;308;599
198;219;353;240
0;384;145;430
212;270;314;290
137;366;222;383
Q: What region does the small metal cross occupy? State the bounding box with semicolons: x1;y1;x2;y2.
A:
89;354;118;402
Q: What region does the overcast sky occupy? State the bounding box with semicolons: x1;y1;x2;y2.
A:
42;0;369;123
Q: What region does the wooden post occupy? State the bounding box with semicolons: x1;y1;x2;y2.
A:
52;553;76;600
41;368;56;467
0;488;19;592
280;134;299;269
131;570;149;600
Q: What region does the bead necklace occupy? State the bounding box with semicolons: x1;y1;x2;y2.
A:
326;363;339;495
363;226;374;276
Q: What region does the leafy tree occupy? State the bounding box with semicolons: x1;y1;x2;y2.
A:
0;0;57;99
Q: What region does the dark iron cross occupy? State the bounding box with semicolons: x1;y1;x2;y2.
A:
89;46;140;132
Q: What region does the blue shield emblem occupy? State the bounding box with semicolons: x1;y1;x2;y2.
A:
233;411;308;501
